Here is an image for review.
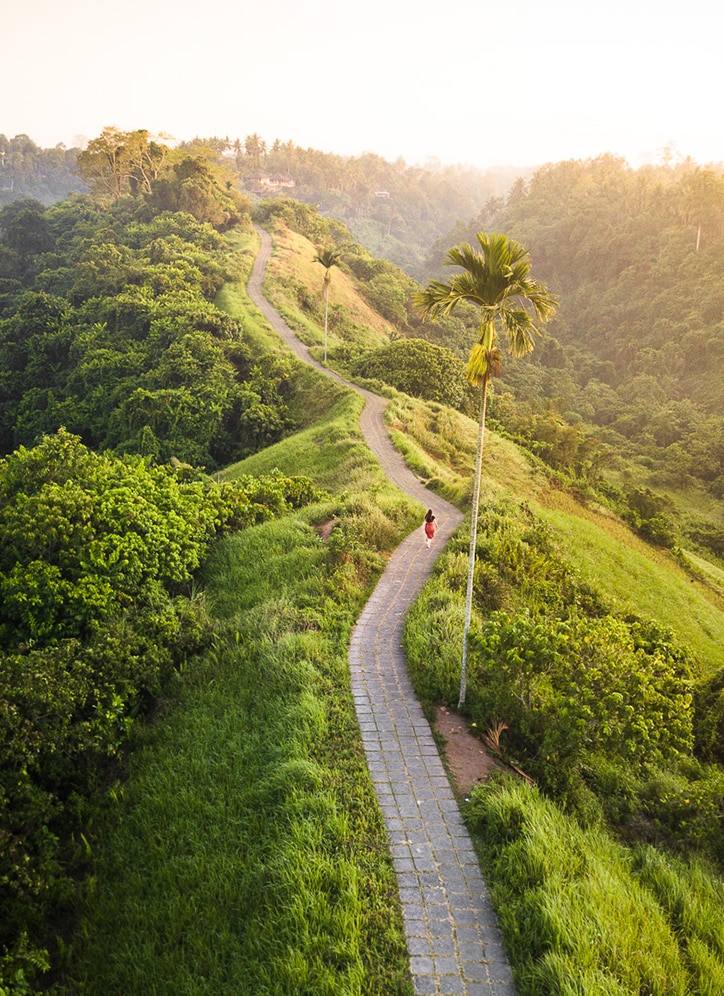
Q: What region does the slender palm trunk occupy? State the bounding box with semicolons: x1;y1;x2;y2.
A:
323;276;330;363
459;373;489;708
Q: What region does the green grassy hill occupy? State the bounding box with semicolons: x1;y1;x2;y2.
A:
367;386;724;679
48;212;724;996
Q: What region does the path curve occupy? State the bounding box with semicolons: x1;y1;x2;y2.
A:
249;227;515;996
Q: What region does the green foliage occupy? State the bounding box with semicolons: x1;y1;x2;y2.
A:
426;155;724;501
351;337;473;410
469;611;693;791
75;128;249;230
0;430;220;642
0;135;84;207
254;197;344;244
504;408;612;483
0;186;304;467
693;669;724;764
142;154;249;231
620;486;678;547
404;496;724;868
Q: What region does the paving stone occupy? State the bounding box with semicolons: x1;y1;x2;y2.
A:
463;959;491;981
490;982;517;995
399;886;424;904
460;942;487;963
438;977;466;995
431;936;456;956
455;926;483;945
412;977;437;995
435;955;461;975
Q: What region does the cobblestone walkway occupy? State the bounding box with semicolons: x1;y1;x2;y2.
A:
249;227;516;995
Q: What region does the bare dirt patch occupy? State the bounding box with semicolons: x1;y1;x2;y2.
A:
433;705;499;795
315;519;336;541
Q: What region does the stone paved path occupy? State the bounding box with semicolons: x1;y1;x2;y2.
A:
249;227;516;995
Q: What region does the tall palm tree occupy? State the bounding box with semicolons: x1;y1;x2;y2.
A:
416;231;558;707
313;248;342;363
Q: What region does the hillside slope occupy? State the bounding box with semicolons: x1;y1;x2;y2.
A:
259;217;724;676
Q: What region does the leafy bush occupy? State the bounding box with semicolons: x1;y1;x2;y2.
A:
468;611;693;793
351;338;472;411
0;195;296;468
694;668;724;764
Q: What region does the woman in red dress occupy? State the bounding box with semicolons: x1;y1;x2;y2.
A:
423;509;436;549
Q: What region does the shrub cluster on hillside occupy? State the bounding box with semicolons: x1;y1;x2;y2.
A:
0;134;309;472
0;192;301;467
406;495;724;871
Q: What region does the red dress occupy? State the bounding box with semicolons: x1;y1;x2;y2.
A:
424;519;436;539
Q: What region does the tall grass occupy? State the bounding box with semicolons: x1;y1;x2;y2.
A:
466;777;724;995
222;392;376;492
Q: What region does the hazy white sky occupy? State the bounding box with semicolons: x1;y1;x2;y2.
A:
4;0;722;169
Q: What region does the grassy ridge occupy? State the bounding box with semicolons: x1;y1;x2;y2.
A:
69;520;412;994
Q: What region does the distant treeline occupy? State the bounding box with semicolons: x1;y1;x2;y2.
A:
0;134;85;205
1;128;528;273
416;155;724;509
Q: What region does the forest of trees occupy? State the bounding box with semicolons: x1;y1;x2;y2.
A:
248;150;724;555
1;128;526;273
417;155;724;513
0;132;306;469
0;136;84;206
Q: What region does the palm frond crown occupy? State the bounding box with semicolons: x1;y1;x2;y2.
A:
415;231;558;367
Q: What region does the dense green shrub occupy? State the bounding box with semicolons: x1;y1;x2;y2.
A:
468;611;693;793
0;191;301;467
405;496;715;854
351;338;473;412
693;668;724;764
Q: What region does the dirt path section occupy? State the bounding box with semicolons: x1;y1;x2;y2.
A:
434;707;499;796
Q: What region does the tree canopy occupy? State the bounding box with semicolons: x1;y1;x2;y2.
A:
0;181;296;468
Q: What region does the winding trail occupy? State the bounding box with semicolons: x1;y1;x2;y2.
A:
249;227;515;996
